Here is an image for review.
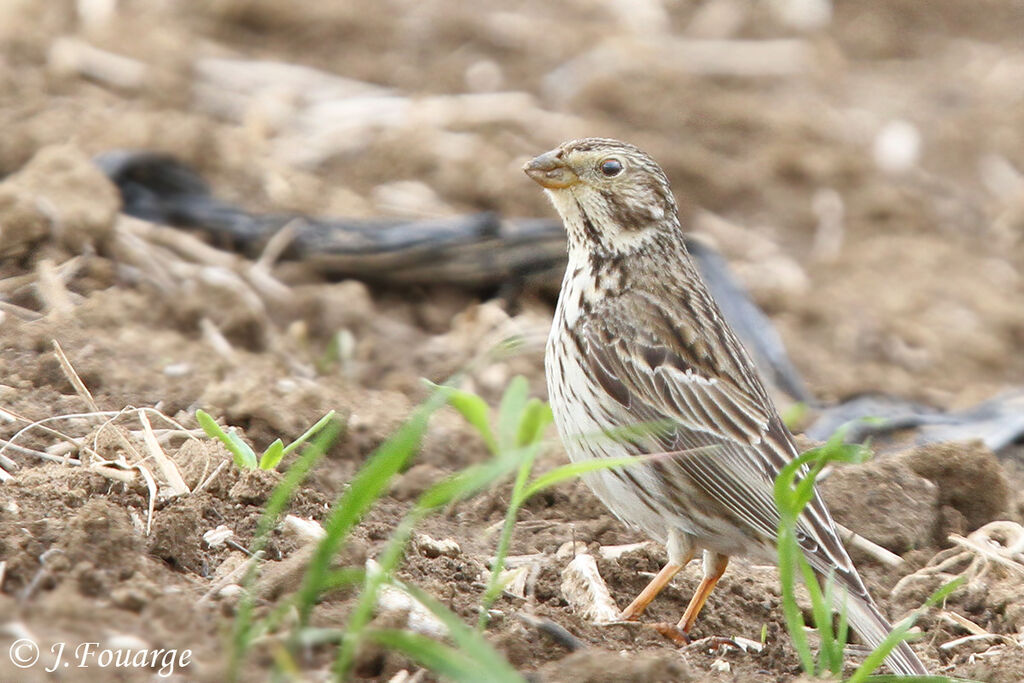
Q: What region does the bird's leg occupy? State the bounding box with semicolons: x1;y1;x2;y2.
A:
619;530;695;621
677;551;729;634
620;561;684;621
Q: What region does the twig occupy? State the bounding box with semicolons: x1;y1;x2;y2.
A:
835;522;906;569
947;533;1024;577
135;461;157;535
892;521;1024;602
0;408;117;460
0;439;82;466
256;219;298;269
88;463;138;484
52;340;99;412
941;610;990;636
0;451;16;472
20;549;64;603
939;633;1013;651
49;37;148;90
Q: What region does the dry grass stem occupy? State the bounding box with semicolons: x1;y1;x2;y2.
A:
941;610;991;636
52;340;100;412
139;410;190;496
48;37;147;89
200;317;236;360
194;459;230;495
87;463;138;484
835;522;907;569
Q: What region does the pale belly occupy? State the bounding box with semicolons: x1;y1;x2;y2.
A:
544;314;773;561
545;321;676;545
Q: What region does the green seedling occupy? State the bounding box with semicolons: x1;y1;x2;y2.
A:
429;376;650;630
773;426;969;682
196;409;336;470
228;419;341;679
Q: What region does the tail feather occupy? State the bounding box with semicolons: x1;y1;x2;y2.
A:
843;591;928;676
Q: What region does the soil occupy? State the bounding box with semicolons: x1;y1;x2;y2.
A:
3;1;1024;681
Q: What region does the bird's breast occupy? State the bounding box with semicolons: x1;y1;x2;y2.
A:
546;272;613;454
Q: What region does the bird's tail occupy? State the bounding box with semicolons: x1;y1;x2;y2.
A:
842;588;928;676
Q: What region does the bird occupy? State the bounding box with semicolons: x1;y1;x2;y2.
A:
523;137;928;676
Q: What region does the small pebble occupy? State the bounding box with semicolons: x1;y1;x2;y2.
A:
414;532;461;558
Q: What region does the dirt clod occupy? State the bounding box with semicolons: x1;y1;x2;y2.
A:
0;144;119;258
819;459;938;552
228;468;282;505
61;498;142;574
899;441;1010;531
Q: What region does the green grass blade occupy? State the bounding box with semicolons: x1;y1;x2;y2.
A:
516;398;553;448
478;442;538;629
566;418;677;448
519;454;644;502
775;522;816;673
773;425;959;681
497;375;528;452
398;579;524;682
225;428;258;469
801;559;837;674
336;442;518;678
858;677;967;682
195;408;226;439
364;629;523;683
847;578;965;683
416;453;520;511
229;422;338;679
822;570;849;675
424;380;497;453
259;439;284;470
196;409;257;469
281;410;337;457
321;567;366;592
294;393;447;628
335;517;420;677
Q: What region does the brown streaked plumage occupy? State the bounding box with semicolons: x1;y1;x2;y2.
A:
525;137;927;676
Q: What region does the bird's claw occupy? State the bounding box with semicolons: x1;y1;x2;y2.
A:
650;622;691;645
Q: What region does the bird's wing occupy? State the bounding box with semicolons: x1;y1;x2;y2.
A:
581;288;865;592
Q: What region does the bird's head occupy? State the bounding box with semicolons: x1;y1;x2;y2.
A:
523;138;680;257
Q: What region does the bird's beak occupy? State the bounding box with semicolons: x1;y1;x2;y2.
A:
523;150;578;189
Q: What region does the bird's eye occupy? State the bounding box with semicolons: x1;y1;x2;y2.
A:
599;158;623;177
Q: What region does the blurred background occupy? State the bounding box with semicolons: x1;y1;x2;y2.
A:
4;0;1022;404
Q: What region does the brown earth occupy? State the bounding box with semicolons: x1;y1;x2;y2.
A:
2;1;1024;681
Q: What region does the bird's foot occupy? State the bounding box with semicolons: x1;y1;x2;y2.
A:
649;622;691;645
617;608;641;622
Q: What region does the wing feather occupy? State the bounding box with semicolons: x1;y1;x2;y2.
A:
582;288;867;596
